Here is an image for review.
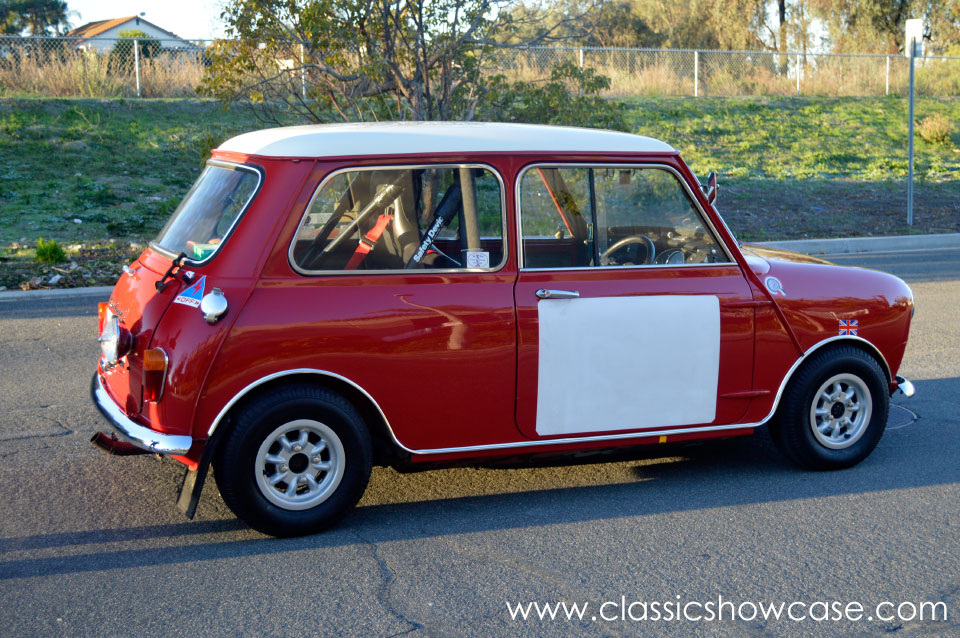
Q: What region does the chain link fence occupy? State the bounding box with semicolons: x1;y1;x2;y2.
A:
1;36;958;99
496;46;960;98
0;36;210;98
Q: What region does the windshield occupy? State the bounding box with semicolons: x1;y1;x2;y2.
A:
152;162;260;262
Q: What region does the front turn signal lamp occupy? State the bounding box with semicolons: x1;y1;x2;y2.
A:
98;302;109;334
142;348;169;402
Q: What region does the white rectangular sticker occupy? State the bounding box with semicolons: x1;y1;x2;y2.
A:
535;295;720;436
466;251;490;269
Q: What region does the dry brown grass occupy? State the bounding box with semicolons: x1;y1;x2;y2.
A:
139;53;205;98
0;47;204;97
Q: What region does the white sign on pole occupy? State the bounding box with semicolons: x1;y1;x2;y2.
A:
905;19;924;57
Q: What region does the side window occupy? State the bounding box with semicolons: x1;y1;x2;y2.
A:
291;166;504;272
520;166;729;268
519;168;592;269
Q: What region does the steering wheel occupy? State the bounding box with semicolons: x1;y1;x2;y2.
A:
600;234;655;266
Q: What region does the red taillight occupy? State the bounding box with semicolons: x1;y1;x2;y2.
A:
97;302;109;334
142;348;168;402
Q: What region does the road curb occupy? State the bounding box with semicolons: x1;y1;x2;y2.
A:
2;233;958;300
756;233;960;256
0;285;113;302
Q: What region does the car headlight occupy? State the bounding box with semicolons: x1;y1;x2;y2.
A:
98;312;133;366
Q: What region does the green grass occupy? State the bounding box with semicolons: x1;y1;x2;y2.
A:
0;96;958;286
0;98;262;249
622;96;960;182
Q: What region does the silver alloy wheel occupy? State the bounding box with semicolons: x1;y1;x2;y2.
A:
809;373;873;450
254;419;346;510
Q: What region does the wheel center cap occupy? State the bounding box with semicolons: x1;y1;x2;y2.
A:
831;402;846;418
289;453;309;474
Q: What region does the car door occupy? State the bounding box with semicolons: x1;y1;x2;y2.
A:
268;162;519;451
514;162;756;439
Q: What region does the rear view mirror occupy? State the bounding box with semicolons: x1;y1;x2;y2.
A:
702;171;717;205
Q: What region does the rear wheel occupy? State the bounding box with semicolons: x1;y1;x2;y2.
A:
770;346;888;470
213;385;372;536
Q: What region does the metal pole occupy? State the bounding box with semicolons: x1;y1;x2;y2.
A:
885;55;890;96
578;48;584;97
907;40;915;226
694;50;699;97
133;38;141;97
300;43;306;100
796;53;801;96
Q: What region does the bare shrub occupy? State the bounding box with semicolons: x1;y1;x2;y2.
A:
916;113;954;146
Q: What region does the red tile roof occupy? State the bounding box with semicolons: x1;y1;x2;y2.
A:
67;16;138;40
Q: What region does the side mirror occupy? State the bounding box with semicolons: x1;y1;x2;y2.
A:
703;171;717;205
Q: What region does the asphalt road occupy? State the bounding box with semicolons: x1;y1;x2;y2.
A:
0;250;958;638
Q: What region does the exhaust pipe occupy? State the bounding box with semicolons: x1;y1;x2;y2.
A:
90;432;152;456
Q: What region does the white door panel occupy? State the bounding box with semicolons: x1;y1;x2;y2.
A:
535;295;720;435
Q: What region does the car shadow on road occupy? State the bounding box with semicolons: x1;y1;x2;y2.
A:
0;377;956;581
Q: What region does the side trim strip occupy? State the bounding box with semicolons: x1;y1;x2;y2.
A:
206;336;891;457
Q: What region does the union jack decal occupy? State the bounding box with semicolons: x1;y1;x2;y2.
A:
838;319;859;336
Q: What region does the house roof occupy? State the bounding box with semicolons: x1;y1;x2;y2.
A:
216;122;677;158
67;16;190;43
68;16;138;40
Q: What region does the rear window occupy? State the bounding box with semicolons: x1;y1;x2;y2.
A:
152;162;261;262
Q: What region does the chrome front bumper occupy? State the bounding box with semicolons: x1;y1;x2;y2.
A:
90;373;193;455
895;375;915;398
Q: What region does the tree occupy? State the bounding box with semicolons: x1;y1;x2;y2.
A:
199;0;625;126
503;0;663;48
636;0;771;50
804;0;960;53
108;29;163;74
0;0;69;35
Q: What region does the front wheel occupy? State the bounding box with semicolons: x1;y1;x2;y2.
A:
769;346;889;470
213;385;372;536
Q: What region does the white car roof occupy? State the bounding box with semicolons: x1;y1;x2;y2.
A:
217;121;676;158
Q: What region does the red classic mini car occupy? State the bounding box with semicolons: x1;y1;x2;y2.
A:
92;122;915;536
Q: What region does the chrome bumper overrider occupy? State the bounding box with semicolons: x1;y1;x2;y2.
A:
895;375;915;398
90;373;193;455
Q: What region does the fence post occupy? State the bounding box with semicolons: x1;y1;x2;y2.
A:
885;55;890;95
578;48;584;97
300;43;307;100
694;50;699;97
796;53;801;96
133;38;141;97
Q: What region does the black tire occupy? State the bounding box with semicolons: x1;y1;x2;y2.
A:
769;346;889;470
213;384;372;537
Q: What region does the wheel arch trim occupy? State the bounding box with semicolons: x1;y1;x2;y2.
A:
206;369;406;448
757;335;893;427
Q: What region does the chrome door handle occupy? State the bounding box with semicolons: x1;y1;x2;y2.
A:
536;289;580;300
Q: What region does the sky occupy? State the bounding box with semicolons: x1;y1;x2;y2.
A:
66;0;228;40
